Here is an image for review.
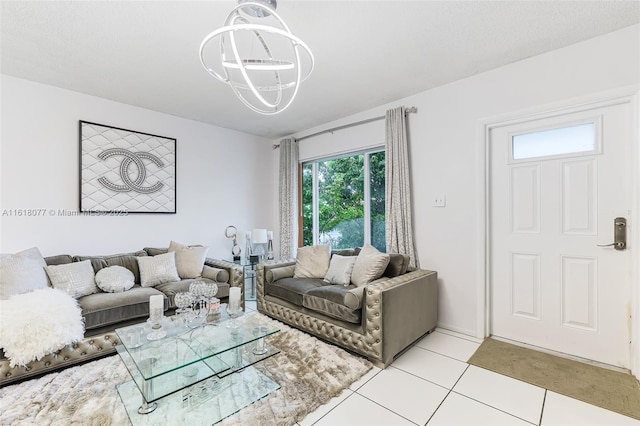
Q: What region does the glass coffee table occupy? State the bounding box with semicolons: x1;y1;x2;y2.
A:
115;313;280;425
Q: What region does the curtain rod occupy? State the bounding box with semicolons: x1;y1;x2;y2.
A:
273;106;417;149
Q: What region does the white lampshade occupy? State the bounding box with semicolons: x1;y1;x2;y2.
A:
252;228;268;244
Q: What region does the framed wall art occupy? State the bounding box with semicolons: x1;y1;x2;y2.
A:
79;121;176;214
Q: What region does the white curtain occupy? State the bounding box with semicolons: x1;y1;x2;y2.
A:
385;106;419;268
278;138;298;260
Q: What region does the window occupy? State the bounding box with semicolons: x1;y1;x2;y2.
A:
301;149;385;251
511;122;598;161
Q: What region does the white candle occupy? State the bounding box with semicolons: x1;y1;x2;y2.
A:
149;295;164;324
229;287;241;310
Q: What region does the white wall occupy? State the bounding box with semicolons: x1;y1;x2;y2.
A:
0;75;274;259
274;24;640;337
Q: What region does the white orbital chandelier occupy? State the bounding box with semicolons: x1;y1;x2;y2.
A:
199;0;314;115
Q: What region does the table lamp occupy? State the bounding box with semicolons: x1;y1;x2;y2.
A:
252;228;268;261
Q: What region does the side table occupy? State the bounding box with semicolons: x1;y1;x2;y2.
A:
232;258;278;302
243;263;257;301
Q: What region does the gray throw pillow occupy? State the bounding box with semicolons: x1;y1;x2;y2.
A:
294;245;331;279
138;252;180;287
0;247;48;299
95;265;135;293
323;254;357;286
350;244;391;287
45;259;98;298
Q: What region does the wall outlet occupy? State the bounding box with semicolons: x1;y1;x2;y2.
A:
433;195;446;207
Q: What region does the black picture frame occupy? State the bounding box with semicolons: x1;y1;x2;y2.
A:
79;121;177;214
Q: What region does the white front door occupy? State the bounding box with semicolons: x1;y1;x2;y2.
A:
490;100;633;369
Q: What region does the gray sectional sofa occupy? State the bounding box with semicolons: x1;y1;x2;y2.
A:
0;248;243;386
257;249;438;367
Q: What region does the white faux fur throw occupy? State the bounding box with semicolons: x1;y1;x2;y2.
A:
0;287;84;367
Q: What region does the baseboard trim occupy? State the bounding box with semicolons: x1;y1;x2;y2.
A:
435;322;482;343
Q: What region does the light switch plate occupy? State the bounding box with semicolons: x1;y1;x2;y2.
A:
433;195;446;207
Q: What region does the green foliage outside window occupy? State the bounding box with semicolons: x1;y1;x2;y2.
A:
369;151;386;251
302;151;385;251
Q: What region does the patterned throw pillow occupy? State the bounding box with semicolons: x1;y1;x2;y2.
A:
168;240;208;279
294;244;331;279
95;265;135;293
45;260;98;299
350;244;391;287
137;252;180;287
323;254;357;286
0;247;49;299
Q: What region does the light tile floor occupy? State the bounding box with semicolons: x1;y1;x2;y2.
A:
244;300;640;425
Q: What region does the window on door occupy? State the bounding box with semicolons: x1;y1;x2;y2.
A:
301;149;385;251
510;121;599;162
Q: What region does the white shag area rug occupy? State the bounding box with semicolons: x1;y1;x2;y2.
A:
0;314;372;426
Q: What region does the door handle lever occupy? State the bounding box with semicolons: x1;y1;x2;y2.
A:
597;217;626;251
597;242;625;248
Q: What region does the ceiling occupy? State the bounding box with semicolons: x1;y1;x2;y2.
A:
2;1;639;139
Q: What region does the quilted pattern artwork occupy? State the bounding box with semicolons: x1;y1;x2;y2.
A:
80;121;176;213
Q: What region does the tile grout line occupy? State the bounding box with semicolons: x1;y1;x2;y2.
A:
424;364;470;425
349;367;382;392
353;391;421;426
388;364;459;393
538;389;547;425
308;368;383;426
448;390;538;425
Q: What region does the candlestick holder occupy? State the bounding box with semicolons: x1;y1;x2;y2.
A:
146;315;166;341
226;303;243;329
147;295;166;340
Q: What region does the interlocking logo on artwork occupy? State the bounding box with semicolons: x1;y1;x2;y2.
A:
97;148;165;194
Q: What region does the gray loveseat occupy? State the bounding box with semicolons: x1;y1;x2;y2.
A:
257;249;438;367
0;247;243;386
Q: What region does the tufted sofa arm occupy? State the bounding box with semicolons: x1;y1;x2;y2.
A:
363;269;438;365
204;258;245;308
257;261;437;367
258;260;296;309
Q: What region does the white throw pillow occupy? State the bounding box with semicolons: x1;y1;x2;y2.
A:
168;240;208;279
137;252;180;287
0;287;84;367
45;260;98;299
95;265;135;293
323;255;357;286
0;247;48;299
350;244;391;287
294;244;331;279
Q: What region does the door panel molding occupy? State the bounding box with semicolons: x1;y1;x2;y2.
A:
561;255;598;332
561;158;598;236
511;165;541;234
511;252;542;320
